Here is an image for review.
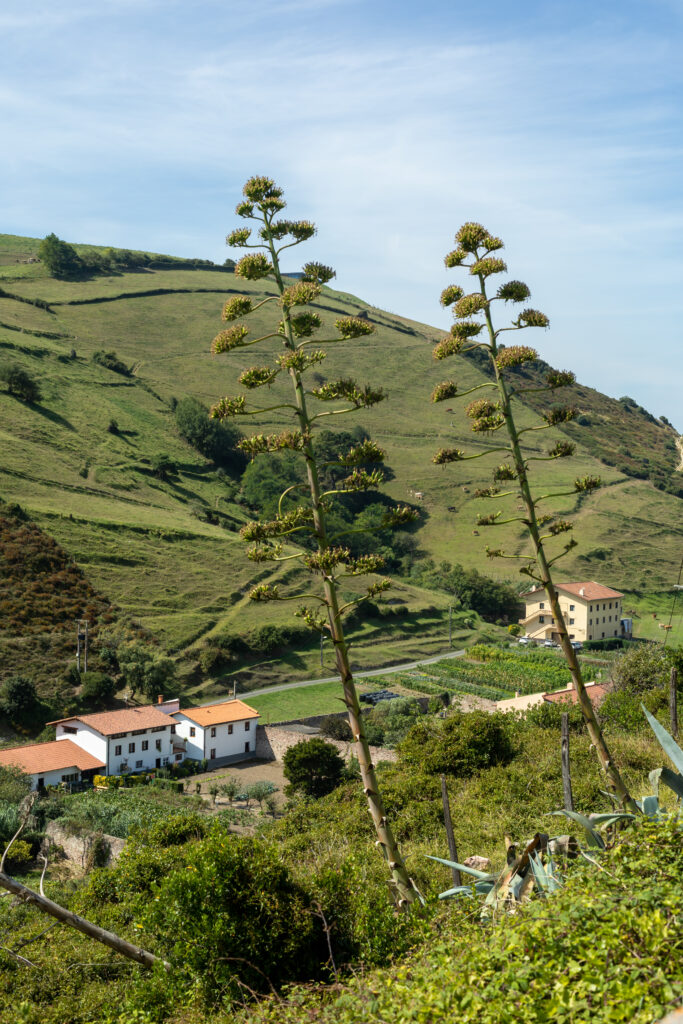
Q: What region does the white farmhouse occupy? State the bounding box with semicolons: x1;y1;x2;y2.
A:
0;739;105;790
173;699;259;767
49;699;181;776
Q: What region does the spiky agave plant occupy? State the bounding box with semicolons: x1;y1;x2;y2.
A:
432;221;637;813
210;175;419;906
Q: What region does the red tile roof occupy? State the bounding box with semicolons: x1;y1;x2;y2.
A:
522;582;623;601
543;683;607;706
0;739;105;775
48;704;173;736
176;699;259;728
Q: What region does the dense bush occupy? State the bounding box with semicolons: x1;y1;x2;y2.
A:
37;233;83;278
0;674;42;728
0;362;42;402
363;697;424;747
79;670;115;707
610;643;682;696
398;710;515;776
319;715;352;741
92;350;132;376
413;560;521;622
283;738;346;798
174;396;244;472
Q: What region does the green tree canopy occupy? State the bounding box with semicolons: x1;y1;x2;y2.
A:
0;675;42;728
37;233;83;278
175;396;243;472
283;738;346;798
0;363;41;403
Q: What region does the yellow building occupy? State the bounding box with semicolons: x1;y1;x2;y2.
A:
520;581;626;643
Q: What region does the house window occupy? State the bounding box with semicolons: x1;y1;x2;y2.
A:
162;757;169;765
175;753;182;761
61;772;78;783
210;727;216;737
244;721;250;732
62;726;77;735
609;603;612;609
228;724;233;735
115;744;122;756
111;732;127;739
539;602;545;609
136;760;143;769
170;725;176;735
156;739;162;751
210;748;216;759
190;727;196;737
38;777;44;788
539;616;545;624
151;726;166;733
589;619;592;625
128;742;135;754
569;604;575;611
132;729;147;736
142;740;149;751
119;763;126;772
569;618;575;625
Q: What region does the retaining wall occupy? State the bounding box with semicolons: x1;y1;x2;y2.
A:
44;821;125;869
255;724;397;763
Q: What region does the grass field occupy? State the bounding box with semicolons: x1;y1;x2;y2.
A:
0;231;681;696
240;681;365;723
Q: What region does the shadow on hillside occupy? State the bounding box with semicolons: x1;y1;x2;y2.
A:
27;400;76;432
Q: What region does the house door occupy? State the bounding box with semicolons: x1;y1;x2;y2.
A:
245;741;250;754
155;758;161;768
210;748;216;760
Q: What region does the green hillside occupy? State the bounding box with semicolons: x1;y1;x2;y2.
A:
0;232;681;695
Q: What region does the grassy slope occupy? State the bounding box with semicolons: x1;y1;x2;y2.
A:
0;232;681;694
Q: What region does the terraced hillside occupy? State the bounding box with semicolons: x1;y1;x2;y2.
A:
0;231;681;693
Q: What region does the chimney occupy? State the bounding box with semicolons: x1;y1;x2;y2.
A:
157;694;164;705
579;588;585;597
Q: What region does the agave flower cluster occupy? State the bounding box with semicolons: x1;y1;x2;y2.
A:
209;175;420;905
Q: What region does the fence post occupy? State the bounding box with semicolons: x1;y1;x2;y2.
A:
440;774;461;886
561;712;574;813
670;668;678;740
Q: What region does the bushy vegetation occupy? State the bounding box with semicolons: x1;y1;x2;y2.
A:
175;396;244;473
283;738;346;798
0;360;41;402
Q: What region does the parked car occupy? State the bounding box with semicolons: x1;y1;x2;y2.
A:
518;636;531;645
543;639;559;648
570;640;583;650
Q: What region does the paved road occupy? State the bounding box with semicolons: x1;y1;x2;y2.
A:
236;648;466;700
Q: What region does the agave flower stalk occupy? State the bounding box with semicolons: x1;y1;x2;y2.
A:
434;222;637;813
211;176;419;905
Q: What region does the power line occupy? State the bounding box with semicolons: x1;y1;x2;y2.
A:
664;553;683;648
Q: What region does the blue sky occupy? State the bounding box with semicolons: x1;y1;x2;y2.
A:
1;0;682;428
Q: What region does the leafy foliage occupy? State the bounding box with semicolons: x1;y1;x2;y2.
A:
174;396;244;472
398;710;514;776
0;361;41;402
283;738;346;798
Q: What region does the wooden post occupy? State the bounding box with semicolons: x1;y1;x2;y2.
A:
440;775;461;886
561;712;574;813
670;668;678;740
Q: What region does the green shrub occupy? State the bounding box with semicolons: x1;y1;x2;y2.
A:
80;670;115;708
319;715;352;741
398;710;515;777
92;350;132;376
0;361;41;402
175;396;243;472
283;738;345;798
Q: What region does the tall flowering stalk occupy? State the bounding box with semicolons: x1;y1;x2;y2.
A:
433;222;637;813
210;176;419;905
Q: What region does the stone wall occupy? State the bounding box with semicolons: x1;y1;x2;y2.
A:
44;821;125;869
255;724;397;764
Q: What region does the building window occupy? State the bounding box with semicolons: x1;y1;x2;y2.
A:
62;725;77;735
609;603;612;609
539;602;545;609
142;740;149;751
589;619;592;625
61;772;78;783
170;725;176;735
115;744;122;756
569;618;575;625
210;748;216;759
111;732;127;739
38;777;44;788
569;604;575;611
228;724;233;735
210;727;216;737
245;721;250;732
156;739;162;751
190;727;196;737
132;729;147;736
162;757;169;765
539;616;545;624
151;726;166;733
136;760;143;769
175;753;182;761
128;742;135;754
119;763;126;772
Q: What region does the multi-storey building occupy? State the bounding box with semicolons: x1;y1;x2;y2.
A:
173;699;260;767
520;581;628;643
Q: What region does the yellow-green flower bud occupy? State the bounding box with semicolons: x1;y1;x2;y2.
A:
235;253;273;280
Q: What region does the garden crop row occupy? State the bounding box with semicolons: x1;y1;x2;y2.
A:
429;656;570;696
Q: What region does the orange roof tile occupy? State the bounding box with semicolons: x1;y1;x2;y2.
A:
48;704;173;736
176;699;259;728
543;683;607;706
522;581;623;601
0;739;105;775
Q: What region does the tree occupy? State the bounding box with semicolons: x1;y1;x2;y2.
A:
174;396;243;471
0;675;41;728
80;671;116;708
210;175;418;905
0;362;41;403
219;778;239;804
399;710;514;777
433;221;636;812
37;233;83;278
283;738;345;798
0;764;32;804
611;644;682;696
117;641;175;700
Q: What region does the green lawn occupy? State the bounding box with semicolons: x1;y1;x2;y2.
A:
241;680;364;723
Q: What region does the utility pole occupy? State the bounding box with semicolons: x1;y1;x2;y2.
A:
76;620;88;673
449;605;452;648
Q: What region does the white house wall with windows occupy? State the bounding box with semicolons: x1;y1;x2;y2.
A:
173;699;260;766
0;739;105;790
49;700;181;776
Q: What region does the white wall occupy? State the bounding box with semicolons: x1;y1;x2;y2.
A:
174;714;259;762
107;727;174;774
29;766;82;791
56;723;107;765
174;714;204;761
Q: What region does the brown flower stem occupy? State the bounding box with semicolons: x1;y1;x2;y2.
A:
478;276;638;814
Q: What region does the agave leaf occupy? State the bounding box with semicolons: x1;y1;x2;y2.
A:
438;879;494;900
425;854;493;880
641;794;661;819
549;810;605;850
587;812;636;827
529;852;561;894
599;789;620;807
642;704;683;775
651;765;683;800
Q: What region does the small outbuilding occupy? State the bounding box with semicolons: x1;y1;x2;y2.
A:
173;699;260;767
0;739;105;790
